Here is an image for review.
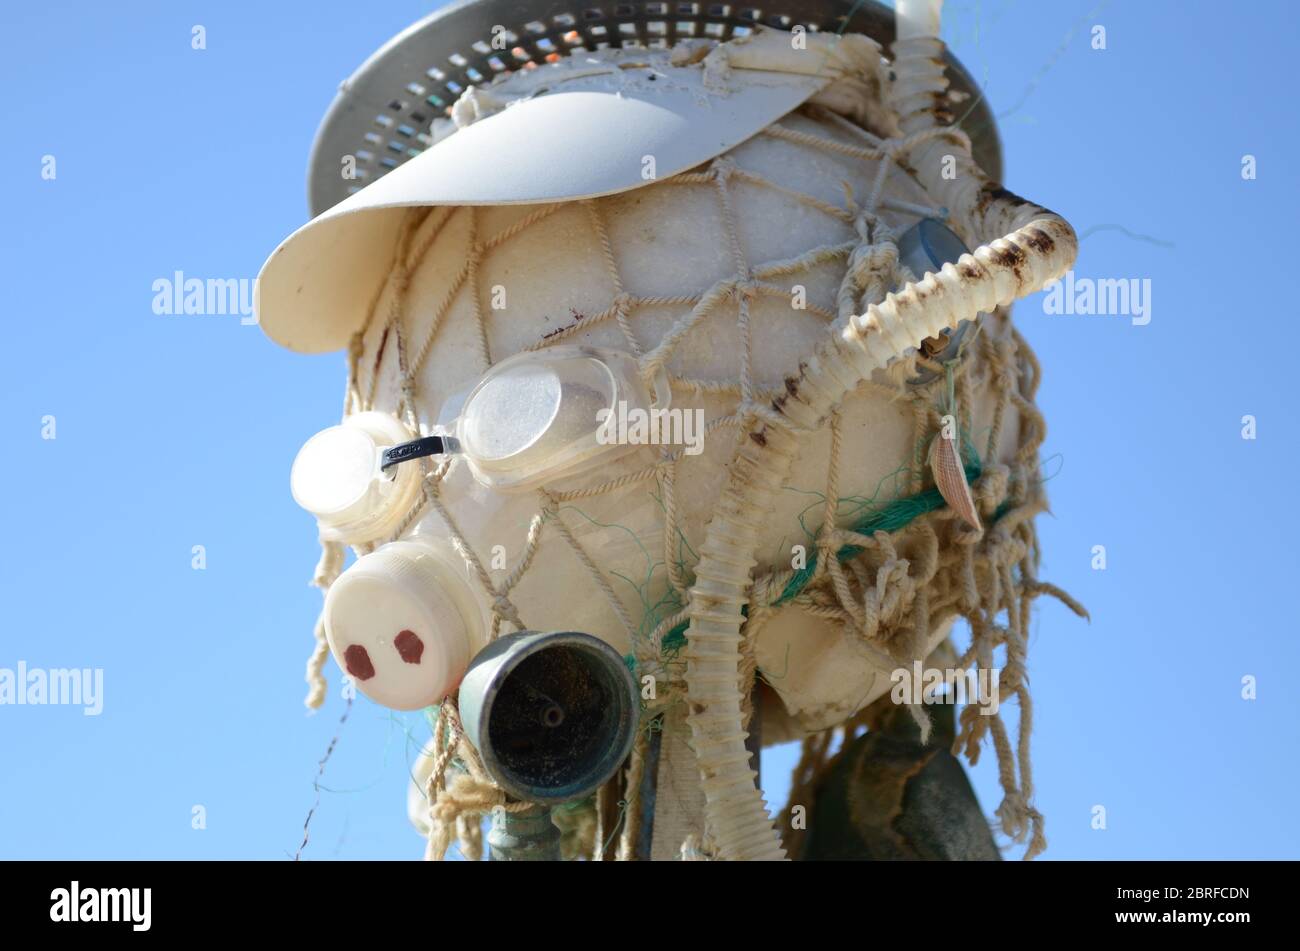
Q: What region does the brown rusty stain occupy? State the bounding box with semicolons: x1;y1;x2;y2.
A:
749;430;767;447
988;245;1026;267
959;261;982;281
541;307;586;341
1023;228;1056;256
975;184;1016;214
974;183;1037;225
987;243;1028;282
774;360;816;416
929;91;954;125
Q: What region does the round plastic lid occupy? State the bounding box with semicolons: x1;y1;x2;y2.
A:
461;363;565;464
290;426;378;519
289;412;424;544
323;541;482;711
898;218;970;280
457;353;619;482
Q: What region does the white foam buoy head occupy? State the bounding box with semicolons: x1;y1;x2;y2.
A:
324;540;484;710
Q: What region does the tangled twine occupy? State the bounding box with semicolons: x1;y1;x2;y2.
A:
761;316;1089;859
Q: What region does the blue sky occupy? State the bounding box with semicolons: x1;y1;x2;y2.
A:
1;0;1296;860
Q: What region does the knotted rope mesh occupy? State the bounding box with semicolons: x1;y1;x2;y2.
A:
301;88;1083;860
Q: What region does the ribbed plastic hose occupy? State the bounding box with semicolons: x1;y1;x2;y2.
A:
679;26;1079;861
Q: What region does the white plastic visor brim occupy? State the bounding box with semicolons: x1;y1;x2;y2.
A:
255;61;829;353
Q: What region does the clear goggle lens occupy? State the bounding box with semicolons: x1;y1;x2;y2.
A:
289;411;422;544
448;345;669;490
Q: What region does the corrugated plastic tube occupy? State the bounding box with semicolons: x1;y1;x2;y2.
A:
679;23;1079;861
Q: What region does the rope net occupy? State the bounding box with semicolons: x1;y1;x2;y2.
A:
302;40;1084;860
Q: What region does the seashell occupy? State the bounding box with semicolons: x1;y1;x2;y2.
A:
929;431;982;531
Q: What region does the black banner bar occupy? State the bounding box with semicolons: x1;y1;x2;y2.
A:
0;860;1283;937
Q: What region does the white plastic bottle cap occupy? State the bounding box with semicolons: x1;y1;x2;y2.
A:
290;411;423;544
323;540;483;711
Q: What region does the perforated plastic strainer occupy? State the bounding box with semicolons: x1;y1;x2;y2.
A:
306;0;1002;215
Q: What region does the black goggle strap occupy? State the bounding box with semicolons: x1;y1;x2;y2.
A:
380;434;459;473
